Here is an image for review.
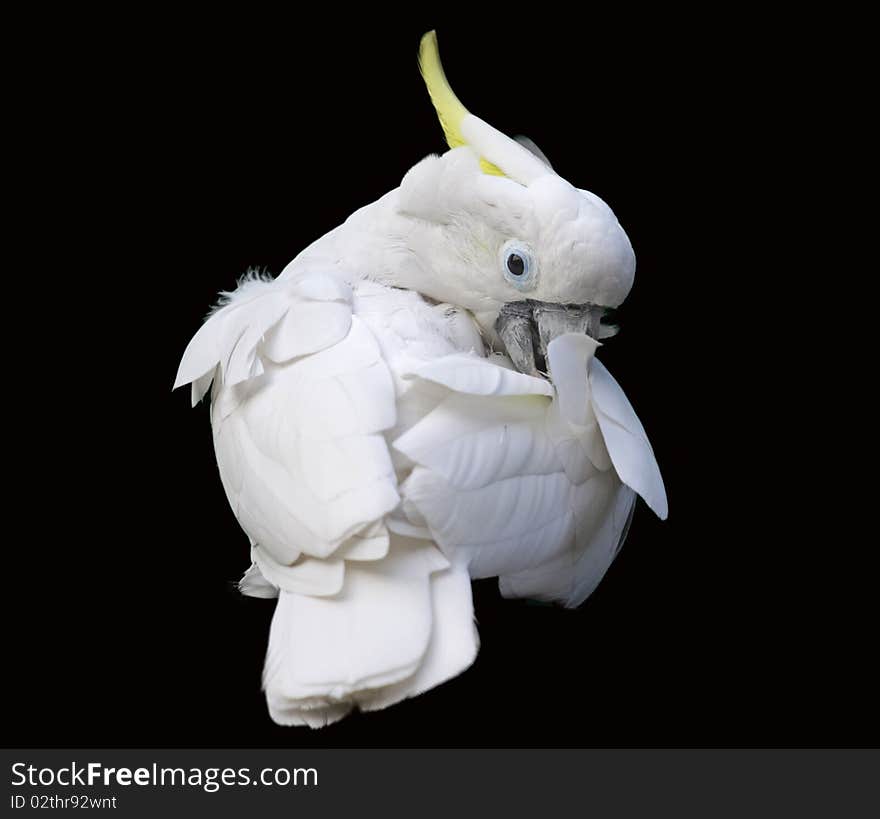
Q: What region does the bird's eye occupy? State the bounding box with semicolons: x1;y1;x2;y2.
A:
507;253;525;277
500;241;536;291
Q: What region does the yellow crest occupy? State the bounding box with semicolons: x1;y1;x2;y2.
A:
418;31;505;177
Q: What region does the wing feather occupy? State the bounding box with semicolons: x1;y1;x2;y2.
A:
399;337;666;607
590;359;668;520
175;271;401;566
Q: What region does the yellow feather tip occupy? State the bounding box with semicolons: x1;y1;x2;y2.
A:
418;31;504;176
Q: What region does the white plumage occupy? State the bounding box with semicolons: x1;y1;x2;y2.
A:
174;32;666;726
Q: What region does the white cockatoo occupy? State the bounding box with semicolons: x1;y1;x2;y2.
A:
175;32;666;727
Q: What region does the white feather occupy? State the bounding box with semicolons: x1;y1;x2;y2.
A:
263;535;456;727
356;563;478;712
238;561;278;599
253;547;345;597
590;360;668;521
397;332;665;608
333;520;391;562
177;260;665;722
406;353;553;398
177;272;485;725
394;393;558;490
260;302;351;363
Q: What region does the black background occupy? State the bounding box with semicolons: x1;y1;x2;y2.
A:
6;15;874;748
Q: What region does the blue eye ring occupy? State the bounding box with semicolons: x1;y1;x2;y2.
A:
500;240;537;291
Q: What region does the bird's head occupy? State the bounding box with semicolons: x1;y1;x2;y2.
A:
394;32;636;376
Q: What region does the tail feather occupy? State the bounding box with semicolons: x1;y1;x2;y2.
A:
262;535;477;727
357;563;478;712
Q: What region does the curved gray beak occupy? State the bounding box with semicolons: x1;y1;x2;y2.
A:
495;300;613;377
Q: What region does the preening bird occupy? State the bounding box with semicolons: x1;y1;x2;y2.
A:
175;31;667;727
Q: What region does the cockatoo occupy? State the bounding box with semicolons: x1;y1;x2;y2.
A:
175;31;667;727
